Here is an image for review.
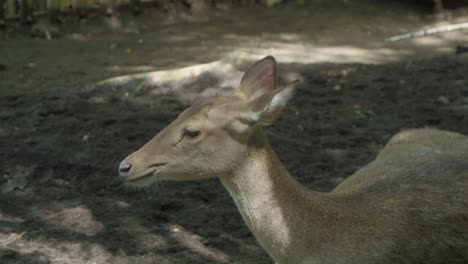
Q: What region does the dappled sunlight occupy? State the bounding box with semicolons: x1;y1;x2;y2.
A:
97;19;467;89
100;60;235;86
30;205;105;236
228;44;409;64
169;224;231;263
409;30;468;46
94;30;464;106
277;33;303;42
0;211;26;247
104;65;157;73
5;237;115;264
164;32;205;43
220;33;412;64
117;216;170;251
412;36;453;46
98;59;244;103
436;46;459;53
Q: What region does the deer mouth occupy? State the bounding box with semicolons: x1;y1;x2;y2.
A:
125;163;166;183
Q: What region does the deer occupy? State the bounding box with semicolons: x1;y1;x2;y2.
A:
118;56;468;264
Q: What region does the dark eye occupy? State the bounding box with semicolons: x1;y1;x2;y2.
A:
183;129;201;139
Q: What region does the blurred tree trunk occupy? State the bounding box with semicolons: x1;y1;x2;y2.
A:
20;0;33;25
0;0;5;28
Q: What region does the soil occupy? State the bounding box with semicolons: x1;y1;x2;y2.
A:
0;1;467;263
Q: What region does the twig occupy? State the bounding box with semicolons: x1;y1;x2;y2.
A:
0;231;27;247
386;22;468;42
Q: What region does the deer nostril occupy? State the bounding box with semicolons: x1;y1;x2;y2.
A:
118;162;132;177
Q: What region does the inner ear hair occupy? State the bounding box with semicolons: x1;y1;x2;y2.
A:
238;113;260;125
266;80;301;112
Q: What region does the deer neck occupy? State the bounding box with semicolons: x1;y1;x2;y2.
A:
219;129;334;262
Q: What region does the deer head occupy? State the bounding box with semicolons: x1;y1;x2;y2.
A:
118;56;300;187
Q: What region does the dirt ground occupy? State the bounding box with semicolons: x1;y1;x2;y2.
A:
0;1;468;263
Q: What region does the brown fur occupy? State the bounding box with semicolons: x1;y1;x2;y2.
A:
119;56;468;264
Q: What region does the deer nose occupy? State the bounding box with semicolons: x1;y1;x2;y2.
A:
118;162;132;178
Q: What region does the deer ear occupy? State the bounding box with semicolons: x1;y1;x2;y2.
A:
239;56;277;99
242;80;301;126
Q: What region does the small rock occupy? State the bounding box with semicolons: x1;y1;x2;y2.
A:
437;96;450;104
67;33;88;41
26;62;36;69
324;148;349;163
23;137;36;144
88;96;107;104
0;111;13;119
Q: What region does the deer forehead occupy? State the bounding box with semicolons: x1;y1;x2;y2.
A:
177;94;249;126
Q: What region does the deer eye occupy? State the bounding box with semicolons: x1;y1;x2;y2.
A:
183;128;201;139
